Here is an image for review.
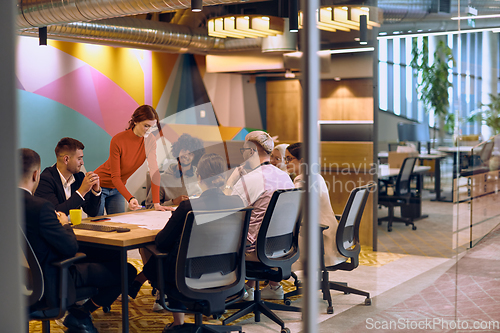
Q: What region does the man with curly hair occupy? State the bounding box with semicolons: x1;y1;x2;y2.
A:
145;133;205;208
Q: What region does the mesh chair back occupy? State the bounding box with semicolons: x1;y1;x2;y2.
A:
336;184;374;259
479;140;494;165
20;228;44;307
395;157;417;196
177;208;252;295
256;189;302;264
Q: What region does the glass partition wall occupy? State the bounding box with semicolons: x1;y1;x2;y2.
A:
373;3;500;333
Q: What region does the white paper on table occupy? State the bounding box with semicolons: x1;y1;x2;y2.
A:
108;210;173;230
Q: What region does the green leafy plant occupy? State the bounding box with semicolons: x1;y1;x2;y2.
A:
411;38;455;146
468;93;500;136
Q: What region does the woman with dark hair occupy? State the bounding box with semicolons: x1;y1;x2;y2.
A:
95;105;170;215
141;153;244;328
285;143;345;267
145;133;205;208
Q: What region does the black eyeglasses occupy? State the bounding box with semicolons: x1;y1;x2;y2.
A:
240;147;255;155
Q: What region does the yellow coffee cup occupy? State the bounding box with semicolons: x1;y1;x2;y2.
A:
70;209;82;225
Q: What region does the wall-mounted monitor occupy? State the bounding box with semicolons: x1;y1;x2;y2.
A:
319;121;373;142
397;122;430;143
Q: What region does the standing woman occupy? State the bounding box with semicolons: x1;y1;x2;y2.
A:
285;143;345;266
95;105;170;215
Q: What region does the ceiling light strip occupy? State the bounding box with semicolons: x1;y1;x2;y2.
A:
377;27;500;40
207;15;284;39
451;14;500;20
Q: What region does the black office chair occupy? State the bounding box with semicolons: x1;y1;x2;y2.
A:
320;184;374;314
461;140;495;176
148;207;253;333
378;157;418;232
22;229;97;333
223;188;303;333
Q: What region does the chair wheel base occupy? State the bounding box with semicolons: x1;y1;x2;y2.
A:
284;298;292;306
412;225;417;230
281;328;291;333
365;298;372;305
327;306;334;314
388;227;392;232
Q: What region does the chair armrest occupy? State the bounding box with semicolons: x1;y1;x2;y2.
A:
52;252;87;269
145;244;169;259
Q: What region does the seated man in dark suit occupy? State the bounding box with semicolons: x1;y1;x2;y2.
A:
20;148;136;333
35;137;101;217
142;153;244;329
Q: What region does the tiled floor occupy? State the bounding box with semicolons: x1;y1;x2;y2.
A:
322;224;500;333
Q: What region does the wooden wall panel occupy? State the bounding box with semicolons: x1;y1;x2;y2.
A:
321;142;374;172
319;79;373;121
266;80;302;142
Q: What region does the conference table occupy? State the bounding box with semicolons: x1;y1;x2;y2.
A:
74;209;172;333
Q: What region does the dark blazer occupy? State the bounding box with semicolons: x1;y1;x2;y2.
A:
22;189;79;308
34;164;101;217
144;188;244;289
155;188;245;254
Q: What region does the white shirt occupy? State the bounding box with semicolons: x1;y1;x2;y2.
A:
294;173;346;266
232;163;294;247
57;168;83;200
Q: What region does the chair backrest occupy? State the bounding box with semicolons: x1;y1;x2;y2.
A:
479;140;494;165
255;188;303;276
20;228;44;307
395;157;417;196
175;207;252;314
336;184;375;266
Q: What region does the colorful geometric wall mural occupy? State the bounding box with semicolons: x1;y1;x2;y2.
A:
16;36;267;172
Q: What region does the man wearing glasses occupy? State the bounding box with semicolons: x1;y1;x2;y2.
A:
230;131;294;301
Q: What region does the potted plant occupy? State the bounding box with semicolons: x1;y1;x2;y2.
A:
467;93;500;137
411;38;455;147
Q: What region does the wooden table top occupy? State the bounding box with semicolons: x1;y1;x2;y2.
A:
73;209;172;248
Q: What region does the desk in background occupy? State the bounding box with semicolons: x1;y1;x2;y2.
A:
378;152;448;201
437;146;474;202
74;210;172;333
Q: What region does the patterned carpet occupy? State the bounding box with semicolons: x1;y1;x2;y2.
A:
28;259;301;333
29;246;401;333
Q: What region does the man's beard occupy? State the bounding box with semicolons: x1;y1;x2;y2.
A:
179;160;191;168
